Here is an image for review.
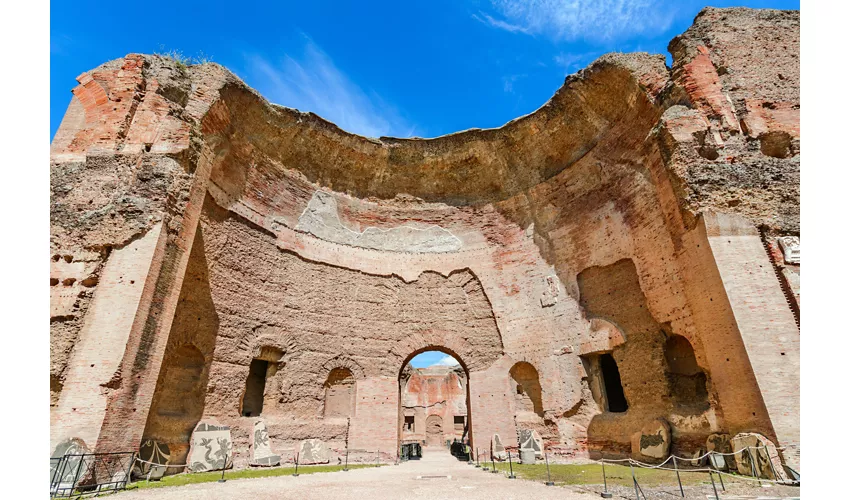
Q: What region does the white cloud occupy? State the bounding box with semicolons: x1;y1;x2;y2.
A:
483;0;680;43
244;37;417;138
433;355;460;367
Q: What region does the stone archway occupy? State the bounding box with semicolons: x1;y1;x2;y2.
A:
397;346;473;452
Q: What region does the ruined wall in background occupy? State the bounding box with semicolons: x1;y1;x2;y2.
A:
400;366;468;445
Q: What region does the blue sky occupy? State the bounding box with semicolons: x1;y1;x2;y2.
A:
51;0;799;140
408;351;460;369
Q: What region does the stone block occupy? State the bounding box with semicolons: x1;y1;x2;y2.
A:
50;438;89;489
518;429;543;459
777;236;800;264
299;438;331;465
632;418;671;459
706;433;735;471
188;421;233;472
250;420;281;467
132;439;171;480
492;434;507;461
731;433;787;481
520;448;536;464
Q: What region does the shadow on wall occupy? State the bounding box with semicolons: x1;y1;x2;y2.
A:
509;362;544;419
577;258;714;456
139;226;219;471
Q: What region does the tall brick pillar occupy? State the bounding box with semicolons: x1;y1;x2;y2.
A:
469;357;517;454
50;53;218;455
680;212;800;470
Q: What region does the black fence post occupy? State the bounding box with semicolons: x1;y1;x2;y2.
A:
763;443;779;481
601;459;613;498
475;448;481;468
629;461;640;500
710;452;725;491
673;455;684;497
507;450;515;479
491;453;497;474
294;452;300;477
344;449;349;471
709;469;719;500
72;454;86;494
544;451;554;486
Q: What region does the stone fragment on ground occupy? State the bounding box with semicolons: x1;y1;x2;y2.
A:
299;438;331;465
188;421;233;472
250;420;281;467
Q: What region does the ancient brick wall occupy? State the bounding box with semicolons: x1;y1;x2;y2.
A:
50;7;800;473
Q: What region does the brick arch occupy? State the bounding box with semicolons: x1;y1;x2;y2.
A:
238;331;299;365
509;360;545;418
579;318;627;356
319;354;366;381
391;329;500;375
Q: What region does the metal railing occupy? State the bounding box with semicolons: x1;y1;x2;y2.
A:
50;451;135;498
399;442;422;461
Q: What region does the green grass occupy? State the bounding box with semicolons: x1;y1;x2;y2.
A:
501;463;723;487
125;463;384;490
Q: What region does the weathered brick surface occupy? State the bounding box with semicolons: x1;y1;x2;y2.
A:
49;7;800;473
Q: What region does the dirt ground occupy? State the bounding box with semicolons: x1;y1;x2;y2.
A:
115;448;800;499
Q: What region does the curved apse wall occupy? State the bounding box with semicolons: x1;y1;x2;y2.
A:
50;7;800;471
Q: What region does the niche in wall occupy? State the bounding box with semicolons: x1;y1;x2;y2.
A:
599;353;628;412
664;334;709;409
509;361;544;418
324;367;356;419
242;359;269;417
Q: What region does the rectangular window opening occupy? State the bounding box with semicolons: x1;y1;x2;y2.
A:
241;359;269;417
404;415;415;432
453;416;465;431
599;353;628;413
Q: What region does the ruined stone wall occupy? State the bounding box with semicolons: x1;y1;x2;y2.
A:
50;7;800;473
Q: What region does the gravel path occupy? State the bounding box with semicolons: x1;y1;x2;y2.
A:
117;448;590;500
116;448;800;500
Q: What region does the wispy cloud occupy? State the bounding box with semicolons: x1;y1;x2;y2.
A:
472;12;530;34
502;73;527;93
50;34;74;55
244;37;418;138
433;355;460;367
482;0;680;43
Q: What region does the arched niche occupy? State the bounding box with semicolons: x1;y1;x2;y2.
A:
509;361;544;419
664;334;709;408
323;367;356;419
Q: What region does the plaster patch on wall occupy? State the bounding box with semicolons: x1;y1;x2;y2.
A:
540;275;560;307
295;191;462;253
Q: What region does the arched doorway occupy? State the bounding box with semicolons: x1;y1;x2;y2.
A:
398;348;472;453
